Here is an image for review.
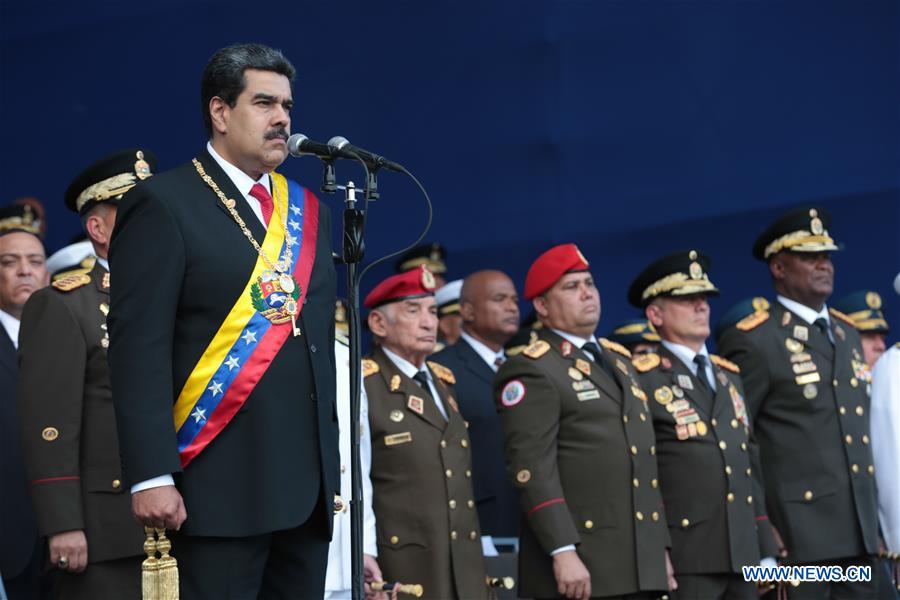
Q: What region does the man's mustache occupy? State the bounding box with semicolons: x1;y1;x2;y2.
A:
265;128;289;141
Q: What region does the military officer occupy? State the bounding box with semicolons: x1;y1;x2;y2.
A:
627;251;778;599
395;242;449;288
435;278;463;349
494;243;673;600
607;318;661;356
17;149;156;598
833;290;891;368
363;266;487;600
717;206;883;599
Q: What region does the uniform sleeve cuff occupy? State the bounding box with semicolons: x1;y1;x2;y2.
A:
550;544;576;556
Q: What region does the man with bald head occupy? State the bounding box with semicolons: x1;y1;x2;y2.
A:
433;270;521;541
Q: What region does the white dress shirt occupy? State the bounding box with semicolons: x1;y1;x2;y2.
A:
325;340;378;596
460;330;506;372
381;346;447;420
0;309;20;350
661;340;716;392
777;295;832;342
132;144;272;494
870;346;900;553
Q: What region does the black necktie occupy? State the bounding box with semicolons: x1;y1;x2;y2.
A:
814;317;833;345
412;371;430;391
693;354;714;393
581;341;620;383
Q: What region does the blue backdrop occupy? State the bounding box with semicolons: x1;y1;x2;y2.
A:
1;0;897;342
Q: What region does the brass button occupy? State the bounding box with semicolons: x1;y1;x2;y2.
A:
855;406;864;416
868;465;875;475
461;439;468;448
839;406;847;415
639;413;647;422
631;445;638;455
850;378;859;388
636;511;644;521
804;490;813;501
747;496;753;505
623;415;629;424
469;531;477;540
41;427;59;442
681;518;690;528
862;435;870;445
731;419;739;429
651;478;658;488
445;469;453;478
833;379;839;388
652;511;659;522
341;464;346;474
711;418;718;427
450;531;458;540
741;442;748;451
727;492;735;503
632;478;640;488
725;466;733;476
449;500;457;509
585;520;594;530
465;469;471;478
852;464;860;474
746;467;752;477
441;440;447;448
845;435;853;445
650;446;656;455
390;535;399;545
719;441;727;450
111;479;121;489
467;500;474;509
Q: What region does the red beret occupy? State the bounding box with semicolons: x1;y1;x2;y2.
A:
524;243;590;300
364;265;437;309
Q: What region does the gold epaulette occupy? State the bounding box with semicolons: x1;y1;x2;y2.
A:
52;272;91;292
710;354;740;374
362;359;379;378
427;361;456;385
631;352;661;373
506;344;527;357
599;337;632;358
522;340;550;359
335;331;349;346
736;310;769;331
828;308;855;327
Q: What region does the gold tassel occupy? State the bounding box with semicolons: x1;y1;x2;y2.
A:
141;527;159;600
155;528;179;600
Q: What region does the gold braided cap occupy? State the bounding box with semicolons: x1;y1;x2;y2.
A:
75;173;140;212
763;229;838;259
641;272;719;302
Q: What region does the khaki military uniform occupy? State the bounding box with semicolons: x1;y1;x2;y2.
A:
364;346;487;600
17;263;143;599
494;328;669;598
633;347;778;599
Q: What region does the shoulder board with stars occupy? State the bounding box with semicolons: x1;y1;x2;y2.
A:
709;354;740;374
736;310;769;331
599;337;632;358
52;272;92;292
362;358;379;378
631;352;661;373
828;308;855;327
522;340;550;359
427;361;456;385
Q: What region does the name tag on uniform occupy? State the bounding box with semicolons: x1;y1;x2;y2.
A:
577;390;601;401
795;372;821;385
385;432;413;446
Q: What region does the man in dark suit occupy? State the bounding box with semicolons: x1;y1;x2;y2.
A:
627;250;779;600
494;243;674;600
108;43;339;598
0;205;49;599
18;151;153;598
718;207;883;599
432;270;521;540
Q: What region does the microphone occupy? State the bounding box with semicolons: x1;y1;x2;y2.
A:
287;134;337;160
327;136;404;172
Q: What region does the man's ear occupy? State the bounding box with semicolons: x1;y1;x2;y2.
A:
532;296;549;320
769;255;785;283
209;97;229;135
368;309;387;338
645;303;663;328
460;301;475;324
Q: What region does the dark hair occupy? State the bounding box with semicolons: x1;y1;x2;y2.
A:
200;43;296;135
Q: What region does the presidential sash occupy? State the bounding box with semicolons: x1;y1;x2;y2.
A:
173;173;318;467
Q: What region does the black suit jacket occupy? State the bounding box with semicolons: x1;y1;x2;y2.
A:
432;337;520;538
108;148;339;537
0;326;40;579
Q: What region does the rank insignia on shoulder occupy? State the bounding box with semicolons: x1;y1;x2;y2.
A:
523;340;550;359
52;273;91;292
828;308;855;327
631;352;661;373
427;361;456;385
736;310;769;331
362;359;379;378
599;337;631;358
710;354;740;373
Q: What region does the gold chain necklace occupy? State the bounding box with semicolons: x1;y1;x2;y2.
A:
192;159;297;295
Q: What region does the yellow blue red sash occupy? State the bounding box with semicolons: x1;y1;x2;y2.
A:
173;173;318;467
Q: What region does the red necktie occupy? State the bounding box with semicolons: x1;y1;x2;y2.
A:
249;183;274;227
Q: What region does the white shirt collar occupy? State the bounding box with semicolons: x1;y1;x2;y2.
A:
551;328;598;350
96;256;109;271
777;295;830;326
207;142;271;196
382;346;428;380
460;330;506;372
661;340;709;373
0;309;20;350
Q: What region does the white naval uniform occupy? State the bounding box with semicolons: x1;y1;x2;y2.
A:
870;344;900;554
324;340;378;599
